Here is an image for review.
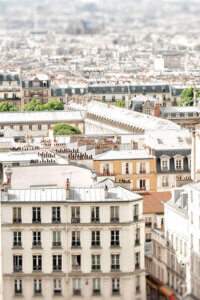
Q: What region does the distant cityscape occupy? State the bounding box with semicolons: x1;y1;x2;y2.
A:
0;1;200;300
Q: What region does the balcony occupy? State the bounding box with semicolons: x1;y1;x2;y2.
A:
91;217;100;223
13;218;22;224
32;219;41;224
134;215;139;221
71;218;80;224
111;265;120;271
54;290;62;296
112;289;120;295
72;265;81;271
135;263;140;270
52;218;61;224
93;289;101;295
14;266;22;272
135;239;140;246
111;242;120;247
34;290;42;296
71;242;81;248
52;242;62;247
92;265;101;272
33;266;42;272
73;290;81;296
111;217;119;223
136;286;140;293
145;222;152;227
13;242;22;248
53;266;62;272
91;242;100;247
32;242;42;248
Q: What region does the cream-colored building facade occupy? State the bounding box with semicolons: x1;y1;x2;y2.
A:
1;185;146;300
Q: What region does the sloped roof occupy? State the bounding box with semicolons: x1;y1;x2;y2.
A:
143;192;172;214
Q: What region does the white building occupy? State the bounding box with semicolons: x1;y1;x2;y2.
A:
1;184;146;300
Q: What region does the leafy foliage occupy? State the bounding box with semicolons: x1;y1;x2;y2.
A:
115;100;125;107
0;102;18;111
53;123;81;136
23;99;64;111
179;87;200;106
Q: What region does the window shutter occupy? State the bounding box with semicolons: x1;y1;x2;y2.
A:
122;162;126;175
100;164;103;174
136;180;140;189
109;163;113;174
136;162;140;174
146;179;150;191
129;163;133;174
146;162;150;174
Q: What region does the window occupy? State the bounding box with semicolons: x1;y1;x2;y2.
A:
13;232;22;247
112;278;120;295
29;125;32;130
91;206;100;223
53;232;61;247
34;279;42;295
133;204;139;221
110;206;119;223
162;176;169;187
111;254;120;271
73;278;81;295
14;279;22;295
135;252;140;269
146;233;151;242
111;230;120;247
53;279;62;295
191;234;193;249
126;162;129;174
140;162;146;173
136;275;140;293
53;255;62;271
13;255;22;272
52;207;61;223
20;125;23;131
175;159;183;170
139;179;146;189
71;207;80;223
32;207;41;223
33;232;41;247
93;278;101;295
72;231;81;247
145;107;151;115
135;228;140;246
92;255;101;271
91;231;100;247
13;207;21;223
33;255;42;271
161;159;169;171
72;255;81;271
38;125;41;130
145;217;152;227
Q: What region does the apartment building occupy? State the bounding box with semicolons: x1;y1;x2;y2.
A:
94;149;157;192
1;184;146;300
21;75;51;107
0;71;21;110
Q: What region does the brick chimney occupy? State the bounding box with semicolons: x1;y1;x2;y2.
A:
154;103;160;117
66;178;70;199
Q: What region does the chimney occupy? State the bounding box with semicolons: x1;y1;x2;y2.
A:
104;185;108;199
66;178;70;199
154;102;160;117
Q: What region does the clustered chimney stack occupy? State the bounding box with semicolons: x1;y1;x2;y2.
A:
104;185;108;199
66;178;70;199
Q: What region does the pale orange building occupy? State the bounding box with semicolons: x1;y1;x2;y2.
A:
93;149;157;192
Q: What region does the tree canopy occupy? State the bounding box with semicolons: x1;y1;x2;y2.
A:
179;87;200;106
23;98;64;111
53;123;81;136
115;100;125;107
0;102;18;112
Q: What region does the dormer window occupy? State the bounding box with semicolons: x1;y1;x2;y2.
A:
160;156;170;171
174;155;184;171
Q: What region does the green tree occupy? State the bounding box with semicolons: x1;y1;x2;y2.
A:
23;99;64;111
53;123;81;135
115;100;125;107
179;87;200;106
0;102;18;112
23;98;44;111
44;100;64;111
